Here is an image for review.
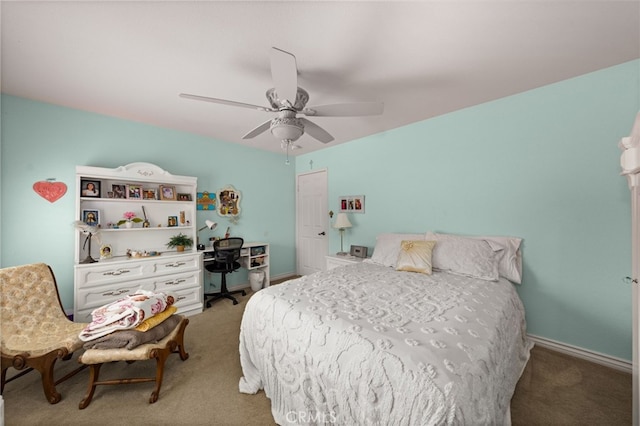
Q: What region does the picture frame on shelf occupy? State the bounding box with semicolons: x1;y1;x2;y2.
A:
127;185;142;199
160;185;177;201
339;195;365;213
99;244;112;260
80;179;101;198
143;188;157;200
111;184;126;199
168;216;178;227
82;209;100;226
177;193;192;201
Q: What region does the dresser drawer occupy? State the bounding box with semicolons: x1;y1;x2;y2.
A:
138;270;200;293
171;286;202;313
75;261;147;289
149;254;200;276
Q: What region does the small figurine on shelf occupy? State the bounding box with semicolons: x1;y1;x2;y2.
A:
225;227;230;239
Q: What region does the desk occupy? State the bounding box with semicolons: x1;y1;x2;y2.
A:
201;242;270;289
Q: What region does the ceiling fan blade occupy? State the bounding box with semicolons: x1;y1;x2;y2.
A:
301;102;384;117
179;93;275;112
299;118;334;144
242;119;272;139
270;47;298;104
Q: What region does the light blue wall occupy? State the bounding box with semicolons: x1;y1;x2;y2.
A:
0;95;297;309
296;60;640;361
2;60;638;360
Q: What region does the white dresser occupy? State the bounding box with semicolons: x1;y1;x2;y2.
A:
74;252;202;323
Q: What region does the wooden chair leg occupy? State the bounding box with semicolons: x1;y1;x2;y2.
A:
173;318;190;361
24;349;72;404
79;364;102;410
149;348;170;404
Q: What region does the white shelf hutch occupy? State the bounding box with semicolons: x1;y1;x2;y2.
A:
73;162;203;322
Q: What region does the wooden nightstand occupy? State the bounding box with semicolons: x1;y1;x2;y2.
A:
325;254;365;270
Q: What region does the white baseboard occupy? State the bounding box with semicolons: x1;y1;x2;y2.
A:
528;334;632;374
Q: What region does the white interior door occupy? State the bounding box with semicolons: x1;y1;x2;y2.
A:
296;169;328;275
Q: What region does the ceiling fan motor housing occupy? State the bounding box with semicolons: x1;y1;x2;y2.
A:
270;109;304;142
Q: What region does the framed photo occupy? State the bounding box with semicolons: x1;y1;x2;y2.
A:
111;184;126;199
80;179;101;198
127;185;142;199
160;185;177;201
100;244;112;260
339;195;365;213
143;188;157;200
167;216;178;227
177;193;192;201
82;209;100;226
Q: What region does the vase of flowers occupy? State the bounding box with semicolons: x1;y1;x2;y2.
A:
117;211;143;229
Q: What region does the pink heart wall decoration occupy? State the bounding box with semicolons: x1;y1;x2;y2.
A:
33;181;67;203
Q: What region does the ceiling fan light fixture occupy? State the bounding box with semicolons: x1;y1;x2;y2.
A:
270;116;304;142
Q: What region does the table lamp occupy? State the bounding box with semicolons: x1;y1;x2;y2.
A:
333;213;352;256
197;220;217;250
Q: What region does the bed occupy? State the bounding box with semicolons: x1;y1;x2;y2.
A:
239;232;533;425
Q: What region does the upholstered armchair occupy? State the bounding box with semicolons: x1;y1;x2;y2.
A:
1;263;88;404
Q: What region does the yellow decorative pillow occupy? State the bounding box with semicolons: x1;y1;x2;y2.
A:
134;305;177;332
395;240;436;274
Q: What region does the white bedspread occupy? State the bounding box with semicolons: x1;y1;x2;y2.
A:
239;262;532;425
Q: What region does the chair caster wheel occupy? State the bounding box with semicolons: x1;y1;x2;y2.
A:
233;300;238;305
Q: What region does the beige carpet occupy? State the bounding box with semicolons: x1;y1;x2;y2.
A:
2;284;631;425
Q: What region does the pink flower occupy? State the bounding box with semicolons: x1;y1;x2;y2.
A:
123;211;136;220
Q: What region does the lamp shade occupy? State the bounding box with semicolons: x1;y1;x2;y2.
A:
333;213;352;229
198;220;217;232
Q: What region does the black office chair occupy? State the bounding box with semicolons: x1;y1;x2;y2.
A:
203;237;246;306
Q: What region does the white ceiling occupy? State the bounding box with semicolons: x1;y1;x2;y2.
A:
2;1;639;155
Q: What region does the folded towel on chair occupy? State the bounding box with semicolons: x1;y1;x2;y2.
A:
135;305;177;332
83;314;181;350
80;290;176;342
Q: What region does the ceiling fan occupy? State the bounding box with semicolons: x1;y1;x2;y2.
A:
179;47;384;148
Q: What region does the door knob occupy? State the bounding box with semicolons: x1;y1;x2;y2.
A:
318;231;326;236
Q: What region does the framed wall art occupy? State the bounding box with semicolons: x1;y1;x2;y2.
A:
217;185;241;218
197;191;216;210
339;195;365;213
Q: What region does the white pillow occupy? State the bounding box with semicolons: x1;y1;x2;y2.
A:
471;235;523;284
369;233;425;267
425;232;502;281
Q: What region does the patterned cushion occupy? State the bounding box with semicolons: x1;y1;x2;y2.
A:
395;240;436;274
0;263;87;356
